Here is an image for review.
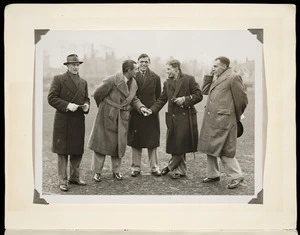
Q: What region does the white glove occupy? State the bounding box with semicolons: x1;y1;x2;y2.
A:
67;103;79;112
81;103;89;112
140;107;152;116
241;114;245;120
173;97;185;106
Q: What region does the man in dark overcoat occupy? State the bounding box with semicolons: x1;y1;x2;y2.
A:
150;59;203;179
198;56;248;189
88;60;151;182
48;54;90;192
127;54;162;177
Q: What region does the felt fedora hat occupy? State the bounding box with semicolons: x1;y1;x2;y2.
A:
237;120;244;138
63;54;83;65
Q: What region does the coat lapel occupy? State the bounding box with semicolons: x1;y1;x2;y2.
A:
115;72;129;97
62;72;78;95
173;73;185;97
139;69;153;93
210;69;231;91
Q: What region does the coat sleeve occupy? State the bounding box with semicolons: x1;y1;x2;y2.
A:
131;96;144;113
201;75;213;95
83;80;90;114
231;75;248;121
155;75;162;100
150;80;168;114
184;76;203;107
93;77;114;107
48;75;69;112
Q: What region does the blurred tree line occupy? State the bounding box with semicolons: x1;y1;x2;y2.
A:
43;48;254;92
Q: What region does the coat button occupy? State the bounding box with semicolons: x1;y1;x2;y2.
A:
172;114;175;117
208;112;210;115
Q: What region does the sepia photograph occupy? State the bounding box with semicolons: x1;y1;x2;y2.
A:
34;30;263;203
5;3;296;233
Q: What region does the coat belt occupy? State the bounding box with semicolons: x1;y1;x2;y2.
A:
103;98;132;111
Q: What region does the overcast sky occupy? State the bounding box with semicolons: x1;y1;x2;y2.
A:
40;30;261;68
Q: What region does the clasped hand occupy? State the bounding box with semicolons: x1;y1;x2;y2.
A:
67;103;89;112
140;107;152;116
67;103;79;112
172;96;185;107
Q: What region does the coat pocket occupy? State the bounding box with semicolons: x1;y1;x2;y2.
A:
165;112;173;131
215;109;232;129
120;110;130;121
217;109;231;115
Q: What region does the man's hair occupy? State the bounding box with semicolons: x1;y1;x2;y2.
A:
138;53;150;62
166;59;181;71
215;56;230;68
122;59;137;73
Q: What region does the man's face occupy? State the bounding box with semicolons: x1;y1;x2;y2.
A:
166;64;178;79
128;64;139;79
67;63;80;75
211;59;226;77
138;57;150;73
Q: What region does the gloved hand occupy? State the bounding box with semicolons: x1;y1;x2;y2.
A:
67;103;79;112
140;107;152;116
81;103;89;112
173;97;185;106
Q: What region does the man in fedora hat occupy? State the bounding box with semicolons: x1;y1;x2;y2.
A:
48;54;90;192
198;56;248;189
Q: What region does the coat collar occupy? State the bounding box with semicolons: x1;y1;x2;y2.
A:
173;72;185;97
210;68;232;91
137;69;154;92
115;72;134;97
62;71;83;95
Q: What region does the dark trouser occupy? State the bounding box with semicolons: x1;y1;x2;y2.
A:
57;154;83;185
167;153;187;175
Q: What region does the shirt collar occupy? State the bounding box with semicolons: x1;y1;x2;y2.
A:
123;74;129;83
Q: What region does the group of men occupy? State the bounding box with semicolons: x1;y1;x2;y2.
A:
48;53;248;192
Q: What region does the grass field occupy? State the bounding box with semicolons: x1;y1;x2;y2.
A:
42;85;255;196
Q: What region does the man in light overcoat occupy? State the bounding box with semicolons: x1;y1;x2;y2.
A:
48;54;90;192
127;54;162;177
198;56;248;189
150;59;203;179
88;59;151;182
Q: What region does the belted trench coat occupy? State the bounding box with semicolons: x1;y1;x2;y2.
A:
88;72;144;158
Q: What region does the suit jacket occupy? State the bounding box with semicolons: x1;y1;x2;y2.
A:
198;68;248;158
48;71;90;155
128;69;161;148
88;72;143;158
151;72;203;154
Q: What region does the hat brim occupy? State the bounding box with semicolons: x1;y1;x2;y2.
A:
237;121;244;138
64;61;83;65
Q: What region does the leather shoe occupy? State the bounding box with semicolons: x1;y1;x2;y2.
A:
161;167;170;176
202;177;220;183
113;173;123;180
131;171;141;177
171;173;185;179
68;179;87;186
151;170;162;176
59;184;68;191
227;177;244;189
93;173;102;182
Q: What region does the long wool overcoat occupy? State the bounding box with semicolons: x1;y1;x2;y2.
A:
151;72;203;155
198;68;248;158
127;69;161;149
88;72;143;158
48;71;90;155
